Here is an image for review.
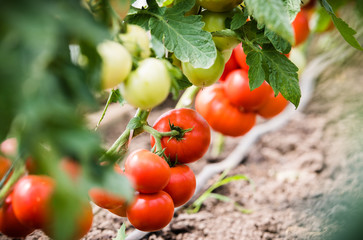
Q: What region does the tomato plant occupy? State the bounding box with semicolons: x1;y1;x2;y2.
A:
182;51;225;87
257;92;289;119
150;108;211;164
98;41;132;90
163;164;196;207
195;84;256;137
120;58;171;109
119;24;151;59
12;175;55;229
126;191;174;232
124;149;171;194
224;69;273;111
197;0;242;13
0;193;34;238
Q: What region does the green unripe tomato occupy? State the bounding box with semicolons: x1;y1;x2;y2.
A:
98;41;132;90
119;24;151;59
120;58;171;109
201;10;240;51
173;0;200;16
197;0;242;13
221;49;233;63
182;51;225;87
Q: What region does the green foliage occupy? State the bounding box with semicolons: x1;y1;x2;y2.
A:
126;0;217;68
113;223;127;240
320;0;363;50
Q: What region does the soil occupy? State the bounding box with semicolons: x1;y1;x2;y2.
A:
3;15;363;240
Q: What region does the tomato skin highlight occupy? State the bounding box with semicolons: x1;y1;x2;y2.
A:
0;193;34;238
197;0;242;13
150;108;211;164
233;43;249;71
126;191;174;232
124;149;171;194
163;164;196;207
257;93;289;119
182;51;225;87
12;175;55;229
292;10;310;46
195;84;256;137
224;69;273;111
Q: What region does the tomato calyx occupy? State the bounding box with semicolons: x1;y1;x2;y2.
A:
167;120;193;142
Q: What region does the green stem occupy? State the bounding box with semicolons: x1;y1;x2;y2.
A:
95;91;114;131
0;162;26;204
211;132;225;158
142;125;179;153
175;85;201;109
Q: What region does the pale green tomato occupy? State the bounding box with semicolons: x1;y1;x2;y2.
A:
182;51;225;87
98;41;132;90
119;24;151;59
201;10;240;51
197;0;242;13
221;49;233;63
120;58;171;109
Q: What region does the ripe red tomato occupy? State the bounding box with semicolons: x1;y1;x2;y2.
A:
292;10;310;46
89;187;126;210
60;157;82;181
163;164;196;207
12;175;55;229
233;43;249;70
108;204;128;218
150;108;211;164
126;191;174;232
124;149;171;194
0;193;34;238
220;50;239;82
224;69;273;111
0;156;11;180
257;92;289;119
195;84;256;137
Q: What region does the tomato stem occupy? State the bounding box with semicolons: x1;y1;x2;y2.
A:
95;90;114;131
0;160;26;204
175;85;200;109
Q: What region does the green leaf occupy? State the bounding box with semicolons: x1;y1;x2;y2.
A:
262;49;301;107
311;6;333;33
110;89;126;105
113;223;127;240
209;193;232;202
150;35;166;58
320;0;363;50
245;0;294;44
282;0;301;21
125;8;152;30
129;0;216;68
264;28;292;54
246;51;265;90
231;8;248;30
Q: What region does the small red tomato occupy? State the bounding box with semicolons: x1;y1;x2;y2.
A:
195;84;256;137
220;50;240;82
0;156;11;180
163;164;196;207
224;69;273;111
233;43;249;71
89;187;126;210
257;92;289;119
126;191;174;232
150;108;211;164
0;193;34;238
125;149;171;194
108;204;128;218
292;10;310;46
12;175;55;229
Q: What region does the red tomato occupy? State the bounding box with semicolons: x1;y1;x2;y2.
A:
224;69;273;111
44;201;93;240
195;84;256;137
150;108;211;164
12;175;55;229
292;10;310;46
60;157;82;181
0;156;11;180
125;149;171;194
220;50;239;82
163;164;196;207
89;188;126;210
108;204;128;217
233;43;249;71
126;191;174;232
0;193;34;238
257;92;289;119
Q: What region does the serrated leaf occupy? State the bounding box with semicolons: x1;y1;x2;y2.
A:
146;0;216;68
263;49;301;107
264;28;291;54
320;0;363;50
282;0;301;21
127;116;144;130
125;8;151;30
110;89;126;104
245;0;294;44
246;51;265;90
231;8;248;30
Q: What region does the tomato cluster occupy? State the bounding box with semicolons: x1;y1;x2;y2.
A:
195;44;289;137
